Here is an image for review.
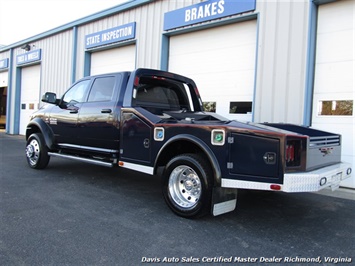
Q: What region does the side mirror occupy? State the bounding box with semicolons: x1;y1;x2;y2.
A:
42;92;57;104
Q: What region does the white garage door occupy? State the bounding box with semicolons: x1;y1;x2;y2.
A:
20;65;41;135
312;0;354;188
169;20;257;121
0;71;8;87
90;45;136;75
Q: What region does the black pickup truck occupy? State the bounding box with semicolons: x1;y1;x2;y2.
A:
25;68;352;218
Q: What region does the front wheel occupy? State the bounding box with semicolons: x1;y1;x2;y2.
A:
26;133;50;169
162;154;213;218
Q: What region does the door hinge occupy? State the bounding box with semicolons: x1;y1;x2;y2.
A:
227;162;233;169
228;137;234;144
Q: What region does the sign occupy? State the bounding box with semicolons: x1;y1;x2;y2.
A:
16;49;42;65
85;22;136;49
164;0;256;31
0;58;9;69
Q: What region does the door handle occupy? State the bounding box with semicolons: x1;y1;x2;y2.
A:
101;109;112;113
69;110;78;114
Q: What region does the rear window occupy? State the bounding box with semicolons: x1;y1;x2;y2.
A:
134;77;192;115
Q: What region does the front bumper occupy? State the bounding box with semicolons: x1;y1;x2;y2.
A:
221;162;352;193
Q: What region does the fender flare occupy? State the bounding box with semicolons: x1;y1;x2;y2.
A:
26;118;55;150
155;134;222;186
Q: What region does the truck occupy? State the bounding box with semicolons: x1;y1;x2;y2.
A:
25;68;352;218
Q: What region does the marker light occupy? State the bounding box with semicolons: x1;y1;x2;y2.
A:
211;129;225;146
270;184;282;191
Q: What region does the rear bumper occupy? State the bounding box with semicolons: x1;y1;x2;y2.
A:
283;162;352;192
221;162;352;193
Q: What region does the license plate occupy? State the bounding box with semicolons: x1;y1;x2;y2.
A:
331;172;342;191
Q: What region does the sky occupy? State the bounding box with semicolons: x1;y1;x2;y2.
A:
0;0;129;46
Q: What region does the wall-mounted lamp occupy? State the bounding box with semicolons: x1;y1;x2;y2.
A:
21;44;31;51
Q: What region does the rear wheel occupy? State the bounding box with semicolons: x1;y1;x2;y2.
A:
26;133;50;169
162;153;213;218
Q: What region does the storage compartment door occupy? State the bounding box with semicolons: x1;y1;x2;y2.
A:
229;133;280;180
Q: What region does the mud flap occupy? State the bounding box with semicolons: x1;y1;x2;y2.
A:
211;187;237;216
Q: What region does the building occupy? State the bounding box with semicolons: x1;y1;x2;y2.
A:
0;0;353;188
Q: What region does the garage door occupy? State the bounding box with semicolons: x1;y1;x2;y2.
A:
90;45;136;75
169;20;257;121
312;0;354;188
19;65;41;135
0;71;8;87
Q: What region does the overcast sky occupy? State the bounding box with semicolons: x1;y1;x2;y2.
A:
0;0;129;46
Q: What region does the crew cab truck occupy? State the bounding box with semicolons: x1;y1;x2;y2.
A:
25;68;352;218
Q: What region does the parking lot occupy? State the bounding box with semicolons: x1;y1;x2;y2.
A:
0;131;354;265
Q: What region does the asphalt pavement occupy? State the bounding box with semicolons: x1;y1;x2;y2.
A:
0;131;354;265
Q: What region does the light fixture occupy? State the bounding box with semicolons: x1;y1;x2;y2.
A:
21;44;31;51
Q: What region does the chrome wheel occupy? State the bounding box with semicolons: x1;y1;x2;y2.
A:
168;165;202;209
26;139;40;167
25;133;50;169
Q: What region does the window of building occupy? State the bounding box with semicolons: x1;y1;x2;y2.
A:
203;102;216;112
318;100;353;116
229;101;252;114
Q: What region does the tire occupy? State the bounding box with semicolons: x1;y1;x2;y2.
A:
162;153;213;218
26;133;50;169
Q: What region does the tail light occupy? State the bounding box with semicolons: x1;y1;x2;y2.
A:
286;140;301;167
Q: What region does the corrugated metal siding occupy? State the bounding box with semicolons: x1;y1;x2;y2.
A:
254;0;309;124
11;30;73;98
0;50;10;61
39;30;73;97
75;0;200;79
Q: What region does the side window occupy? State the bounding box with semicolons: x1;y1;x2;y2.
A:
63;80;90;104
88;77;115;102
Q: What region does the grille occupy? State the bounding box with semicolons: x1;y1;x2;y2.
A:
309;136;340;147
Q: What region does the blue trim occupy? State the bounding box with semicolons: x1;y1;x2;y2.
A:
13;67;22;134
84;51;91;77
0;0;151;52
160;35;169;71
71;26;78;83
303;1;318;126
6;49;14;134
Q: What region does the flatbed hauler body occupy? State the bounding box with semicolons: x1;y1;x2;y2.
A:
25;68;352;218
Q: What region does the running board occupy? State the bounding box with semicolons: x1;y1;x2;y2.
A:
48;152;115;168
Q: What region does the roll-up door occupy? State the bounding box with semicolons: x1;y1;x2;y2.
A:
90;45;136;75
168;20;257;121
312;0;354;188
0;71;8;127
0;71;8;87
19;65;41;135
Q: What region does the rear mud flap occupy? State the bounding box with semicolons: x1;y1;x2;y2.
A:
211;187;237;216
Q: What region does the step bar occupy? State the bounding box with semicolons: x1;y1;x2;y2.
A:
48;152;115;168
